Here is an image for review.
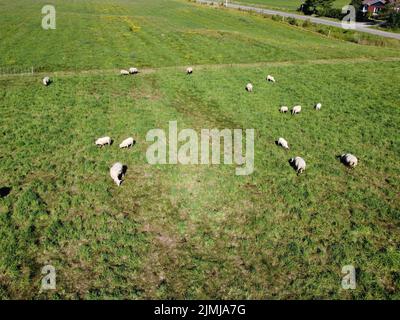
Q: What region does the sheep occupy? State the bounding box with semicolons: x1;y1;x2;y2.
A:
119;137;135;149
340;153;358;168
315;103;322;110
289;157;306;174
120;69;130;75
186;67;193;75
129;67;138;74
110;162;124;186
95;136;112;147
267;75;276;83
291;105;301;115
280;106;288;113
245;83;253;92
277;137;289;150
42;77;51;86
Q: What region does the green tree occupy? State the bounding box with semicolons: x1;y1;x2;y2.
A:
382;1;400;29
350;0;363;11
300;0;335;15
350;0;367;21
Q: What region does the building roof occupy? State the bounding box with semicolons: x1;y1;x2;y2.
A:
362;0;397;5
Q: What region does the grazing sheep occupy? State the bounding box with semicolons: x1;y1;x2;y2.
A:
277;137;289;150
315;103;322;110
110;162;124;186
246;83;253;92
340;153;358;168
42;77;51;86
129;67;138;74
289;157;306;174
119;137;135;149
291;105;302;115
280;106;288;113
267;75;276;83
186;67;193;75
95;136;112;147
120;70;130;75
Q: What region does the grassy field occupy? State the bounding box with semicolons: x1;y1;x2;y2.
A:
0;0;399;299
1;0;399;71
225;0;351;12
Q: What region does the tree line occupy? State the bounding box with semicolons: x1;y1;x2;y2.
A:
298;0;400;29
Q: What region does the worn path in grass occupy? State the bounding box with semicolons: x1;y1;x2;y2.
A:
1;56;400;78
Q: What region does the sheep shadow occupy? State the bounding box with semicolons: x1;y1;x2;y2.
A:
336;154;353;168
122;165;128;176
288;158;296;170
118;165;128;184
0;187;11;198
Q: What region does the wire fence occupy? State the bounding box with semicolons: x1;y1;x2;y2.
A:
0;66;34;77
195;0;226;6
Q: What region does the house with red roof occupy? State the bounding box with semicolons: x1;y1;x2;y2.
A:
361;0;399;16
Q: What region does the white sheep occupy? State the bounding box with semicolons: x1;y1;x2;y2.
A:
280;106;288;113
186;67;193;74
95;136;111;147
119;137;134;149
267;75;276;83
110;162;124;186
246;83;253;92
277;137;289;149
129;67;138;74
120;69;130;75
341;153;358;168
290;156;306;174
42;77;51;86
315;103;322;110
292;105;301;115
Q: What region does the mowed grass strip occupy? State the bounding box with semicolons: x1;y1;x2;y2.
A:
1;56;400;78
0;0;399;72
0;59;399;299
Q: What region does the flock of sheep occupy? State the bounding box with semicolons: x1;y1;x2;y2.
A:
120;67;139;75
95;136;135;186
245;73;358;174
42;65;358;185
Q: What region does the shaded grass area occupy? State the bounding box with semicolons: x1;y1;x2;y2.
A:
373;25;400;34
0;60;399;299
0;0;399;72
